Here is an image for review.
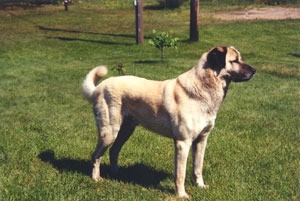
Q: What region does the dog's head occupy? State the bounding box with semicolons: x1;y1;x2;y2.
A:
205;46;256;82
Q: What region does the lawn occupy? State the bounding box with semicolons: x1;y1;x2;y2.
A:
0;1;299;200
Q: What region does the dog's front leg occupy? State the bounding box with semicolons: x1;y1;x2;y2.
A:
192;133;210;189
174;139;192;199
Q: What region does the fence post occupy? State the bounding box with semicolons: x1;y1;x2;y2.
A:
134;0;144;44
190;0;199;41
64;0;68;11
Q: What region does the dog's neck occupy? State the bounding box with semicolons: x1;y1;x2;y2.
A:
177;66;228;113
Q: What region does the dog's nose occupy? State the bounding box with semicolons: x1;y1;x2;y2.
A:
246;65;256;75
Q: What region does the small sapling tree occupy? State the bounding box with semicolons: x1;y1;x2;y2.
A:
149;30;178;60
112;63;126;76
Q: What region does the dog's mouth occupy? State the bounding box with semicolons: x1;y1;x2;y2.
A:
232;64;256;82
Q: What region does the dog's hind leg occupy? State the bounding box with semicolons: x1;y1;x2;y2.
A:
109;116;137;175
92;125;118;181
92;104;122;181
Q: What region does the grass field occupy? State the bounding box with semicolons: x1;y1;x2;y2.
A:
0;1;299;200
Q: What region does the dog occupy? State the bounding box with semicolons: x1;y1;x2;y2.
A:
82;46;255;198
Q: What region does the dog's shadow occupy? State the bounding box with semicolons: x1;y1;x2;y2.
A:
38;150;172;191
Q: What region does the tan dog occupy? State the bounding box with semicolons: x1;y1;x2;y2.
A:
82;46;255;198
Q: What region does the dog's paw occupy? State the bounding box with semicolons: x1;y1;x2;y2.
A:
92;176;103;182
178;192;190;200
195;179;209;189
198;183;209;189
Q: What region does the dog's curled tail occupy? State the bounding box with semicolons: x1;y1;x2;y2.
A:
82;66;108;102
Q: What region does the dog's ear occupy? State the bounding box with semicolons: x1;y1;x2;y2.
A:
206;47;227;74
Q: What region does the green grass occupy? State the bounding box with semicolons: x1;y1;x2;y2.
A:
0;1;299;200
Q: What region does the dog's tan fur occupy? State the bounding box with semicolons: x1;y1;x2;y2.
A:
82;46;255;198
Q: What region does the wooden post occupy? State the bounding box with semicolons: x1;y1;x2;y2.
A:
135;0;144;44
190;0;199;42
64;0;68;11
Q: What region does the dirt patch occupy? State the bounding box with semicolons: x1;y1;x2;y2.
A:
214;7;300;20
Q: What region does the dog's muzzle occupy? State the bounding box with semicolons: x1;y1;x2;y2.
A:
232;64;256;82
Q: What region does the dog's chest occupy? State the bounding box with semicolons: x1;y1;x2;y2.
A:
177;108;216;140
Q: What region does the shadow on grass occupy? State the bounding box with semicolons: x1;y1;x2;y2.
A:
288;53;300;58
38;26;137;39
38;150;92;176
38;150;172;191
38;26;151;40
3;13;150;45
48;36;133;46
0;0;54;9
134;60;162;64
144;4;166;10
